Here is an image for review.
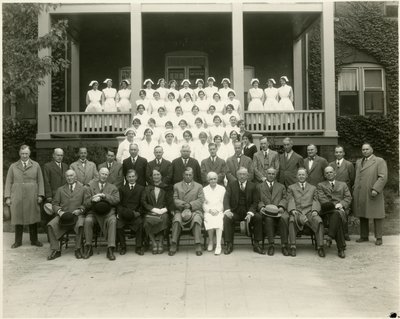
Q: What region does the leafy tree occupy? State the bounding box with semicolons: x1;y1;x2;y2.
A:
2;3;69;118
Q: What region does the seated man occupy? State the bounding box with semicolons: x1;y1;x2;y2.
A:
287;168;324;257
170;167;205;256
83;167;120;261
47;170;86;260
116;169;145;256
223;167;260;255
257;167;289;256
317;166;352;258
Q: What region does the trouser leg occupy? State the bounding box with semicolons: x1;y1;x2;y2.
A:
171;222;181;244
116;228;126;248
106;215;116;248
14;225;23;244
359;217;369;238
265;216;275;244
279;214;289;246
374;219;383;239
327;212;345;249
223;215;234;243
343;214;349;237
75;227;83;249
47;225;61;250
192;223;201;244
315;223;324;247
84;215;94;246
29;223;38;243
288;220;297;246
251;213;263;242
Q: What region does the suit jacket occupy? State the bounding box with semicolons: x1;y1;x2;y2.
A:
141;183;173;213
253;149;280;183
122;156;148;186
243;144;258;160
287;182;320;214
52;181;86;214
84;180;120;214
223;181;258;214
200;157;226;185
98;161;124;188
171;157;202;185
278;152;304;188
117;183;145;215
329;159;355;189
43;161;69;199
304;155;328;186
226;154;254;184
173;181;204;214
257;181;287;210
70;160;99;185
146;158;173;186
317;180;352;210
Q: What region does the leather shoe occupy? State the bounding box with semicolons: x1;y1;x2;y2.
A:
338;249;346;258
168;243;177;256
224;243;232;255
119;246;127;255
74;249;83;259
135;247;144;256
344;234;351;241
83;245;93;259
281;246;289;256
290;247;296;257
47;250;61;260
107;247;116;261
195;244;202;256
253;245;266;255
356;237;369;243
317;247;326;257
31;241;43;247
11;242;22;249
267;245;275;256
375;238;383;246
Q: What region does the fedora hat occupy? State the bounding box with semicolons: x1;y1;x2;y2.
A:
262;204;281;218
320;202;336;216
181;208;193;224
59;212;78;228
92;200;111;216
240;220;251;237
117;206;135;222
43;203;54;216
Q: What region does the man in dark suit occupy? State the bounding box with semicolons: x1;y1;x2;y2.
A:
98;148;124;189
122;143;148;187
329;145;355;190
226;141;254;184
317;166;351;258
146;145;173;186
200;143;226;185
70;147;99;185
116;169;146;255
303;144;328;186
171;144;201;185
47;170;86;260
257;167;289;256
223;167;260;255
253;137;280;183
278;137;304;188
83;167;120;261
287;168;324;257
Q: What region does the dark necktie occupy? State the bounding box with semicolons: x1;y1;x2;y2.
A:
157;160;161;166
100;183;104;192
337;161;340;167
184;159;188;166
108;163;111;170
330;182;335;190
23;162;27;170
237;156;241;164
131;158;136;166
70;184;73;193
301;183;305;191
130;184;134;190
269;182;273;193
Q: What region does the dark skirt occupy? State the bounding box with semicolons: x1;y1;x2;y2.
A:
144;213;169;235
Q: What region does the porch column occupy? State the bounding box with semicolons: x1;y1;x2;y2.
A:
293;37;303;110
71;41;80;111
232;2;245;118
321;2;337;137
131;2;143;116
36;11;51;139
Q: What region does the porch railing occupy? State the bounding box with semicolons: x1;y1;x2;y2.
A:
244;110;325;133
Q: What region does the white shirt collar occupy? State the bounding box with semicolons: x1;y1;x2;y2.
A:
336;158;343;165
299;182;306;188
239;180;247;188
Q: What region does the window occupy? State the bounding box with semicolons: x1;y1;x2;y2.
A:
385;2;398;17
338;64;386;116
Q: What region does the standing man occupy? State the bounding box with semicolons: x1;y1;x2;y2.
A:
83;167;120;261
70;147;99;185
253;137;280;183
122;143;148;187
46;170;86;260
329;145;355;190
200;143;226;185
287;168;324;257
223;167;260;255
317;166;351;258
278;137;304;188
353;143;387;246
5;145;45;248
146;146;173;186
171;144;202;185
226;141;254;184
98;148;124;188
257;167;289;256
303;144;328;186
169;167;205;256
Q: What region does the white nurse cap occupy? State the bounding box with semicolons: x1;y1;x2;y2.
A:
103;78;112;83
221;78;231;84
143;79;154;85
89;80;98;86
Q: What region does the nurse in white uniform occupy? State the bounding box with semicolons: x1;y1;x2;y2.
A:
135;89;151;114
154;106;168;129
85;80;102;129
168;80;180;102
139;128;158;161
211;92;225;114
193;79;205;101
204;77;219;102
116;128;136;163
223;104;240;126
219;78;235;102
143;79;155;101
101;78;117;112
192;131;210;164
204;105;217;128
225;90;242;115
179;79;194;101
156;78;169;101
263;78;279;110
277;76;294;110
160;130;180;162
150;91;165;115
116;79;132;112
165;92;179;115
247;78;264;111
196;90;210;115
187;105;204;128
180;92;195;114
134;104;150;128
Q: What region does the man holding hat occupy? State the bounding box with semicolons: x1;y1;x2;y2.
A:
116;169;146;255
257;167;289;256
170;167;205;256
47;170;86;260
83;167;120;260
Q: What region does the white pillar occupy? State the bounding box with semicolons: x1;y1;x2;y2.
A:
321;2;337;137
232;2;245;118
36;10;51;139
131;2;143;116
71;41;80;112
293;37;303;110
